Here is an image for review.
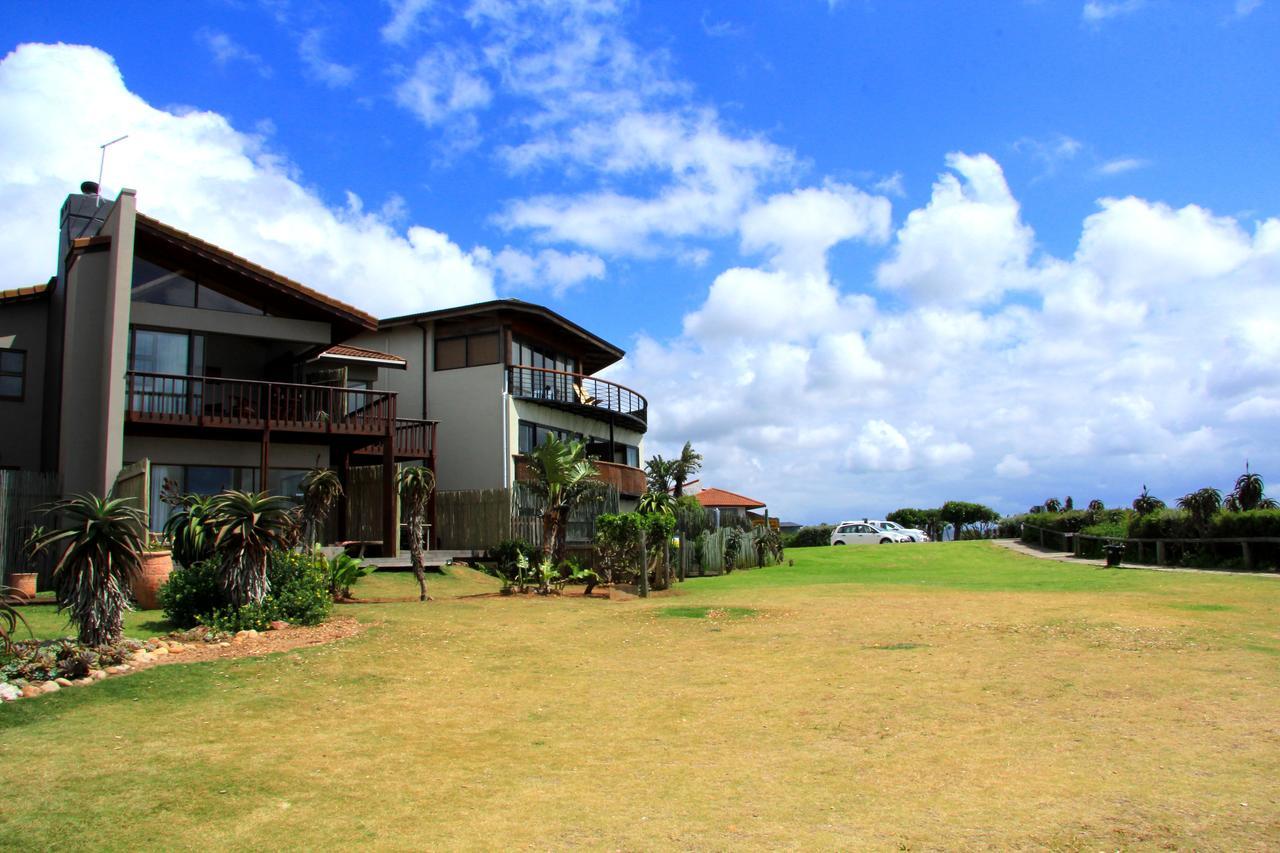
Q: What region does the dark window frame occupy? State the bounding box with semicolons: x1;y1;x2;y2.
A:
434;331;502;371
0;349;26;402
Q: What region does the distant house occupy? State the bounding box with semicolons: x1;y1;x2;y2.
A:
777;521;803;536
691;485;778;530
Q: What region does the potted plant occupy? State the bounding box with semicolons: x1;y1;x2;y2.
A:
6;525;44;600
132;533;174;611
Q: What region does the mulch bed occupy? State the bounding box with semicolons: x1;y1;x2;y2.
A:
147;616;365;666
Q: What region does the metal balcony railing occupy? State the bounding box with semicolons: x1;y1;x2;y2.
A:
507;365;647;429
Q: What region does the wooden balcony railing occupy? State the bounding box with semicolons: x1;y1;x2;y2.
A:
507;365;647;430
355;419;438;460
514;455;645;496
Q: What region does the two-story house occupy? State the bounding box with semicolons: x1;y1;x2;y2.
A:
0;184;433;555
348;299;648;510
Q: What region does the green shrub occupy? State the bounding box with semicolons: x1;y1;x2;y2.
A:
159;549;330;629
1127;509;1194;540
789;525;833;547
265;549;332;626
160;560;224;629
1210;509;1280;539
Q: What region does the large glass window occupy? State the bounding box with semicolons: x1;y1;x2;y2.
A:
129;329;203;414
145;464;306;531
132;255;264;314
0;350;25;401
517;420;582;453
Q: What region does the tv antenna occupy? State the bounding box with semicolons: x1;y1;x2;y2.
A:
96;134;129;205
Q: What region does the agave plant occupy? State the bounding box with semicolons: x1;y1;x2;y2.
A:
300;468;343;547
162;493;218;568
33;494;147;646
397;465;436;602
328;551;374;600
209;491;296;609
1087;499;1105;513
1043;497;1063;513
637;490;675;516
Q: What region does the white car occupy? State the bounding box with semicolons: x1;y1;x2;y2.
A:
866;519;930;542
830;521;911;545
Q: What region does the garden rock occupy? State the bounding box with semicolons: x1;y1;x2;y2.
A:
54;677;73;687
89;670;108;681
21;683;42;698
268;621;289;631
0;683;20;702
151;646;169;656
107;665;130;674
39;681;60;694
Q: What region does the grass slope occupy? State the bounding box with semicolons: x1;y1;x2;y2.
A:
2;545;1278;850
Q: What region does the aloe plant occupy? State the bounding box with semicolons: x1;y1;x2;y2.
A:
162;493;218;568
33;494;147;646
209;491;297;608
301;468;343;547
1;586;31;654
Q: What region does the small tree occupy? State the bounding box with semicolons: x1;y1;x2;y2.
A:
1132;485;1165;516
397;465;436;602
671;442;703;498
33;494;147;646
1177;487;1222;537
300;468;343;547
1043;498;1063;513
523;436;603;565
939;501;999;541
644;455;676;495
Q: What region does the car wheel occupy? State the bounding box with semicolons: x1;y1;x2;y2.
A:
832;541;845;546
879;537;892;544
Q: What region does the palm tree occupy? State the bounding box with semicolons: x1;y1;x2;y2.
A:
1132;485;1165;516
300;468;343;547
33;494;147;645
1087;499;1105;513
1177;487;1222;536
397;465;435;602
523;436;602;566
671;442;703;497
1043;498;1062;513
209;491;296;609
644;455;676;495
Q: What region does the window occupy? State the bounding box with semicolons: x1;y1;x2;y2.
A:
517;420;581;453
512;337;576;375
435;332;501;370
0;350;25;401
131;255;264;314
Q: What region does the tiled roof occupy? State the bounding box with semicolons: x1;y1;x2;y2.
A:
135;214;377;329
0;282;50;304
694;487;767;509
316;344;407;367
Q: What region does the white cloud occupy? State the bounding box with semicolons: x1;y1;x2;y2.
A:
490;247;605;296
197;29;272;78
298;29;356;88
996;455;1032;478
382;0;436;44
876;153;1039;304
0;43;493;317
1013;133;1082;179
1234;0;1264;17
395;46;492;128
1083;1;1146;23
615;149;1280;522
739;183;892;275
1095;157;1150;176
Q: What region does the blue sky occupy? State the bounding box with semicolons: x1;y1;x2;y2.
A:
3;1;1279;521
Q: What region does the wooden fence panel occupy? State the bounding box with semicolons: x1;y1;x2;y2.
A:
435;488;513;551
112;459;150;526
346;465;398;551
0;470;62;591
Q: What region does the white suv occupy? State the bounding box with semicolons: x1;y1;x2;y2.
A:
866;519;930;542
830;521;911;545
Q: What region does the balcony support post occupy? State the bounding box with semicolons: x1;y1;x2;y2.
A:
336;447;350;543
381;396;398;558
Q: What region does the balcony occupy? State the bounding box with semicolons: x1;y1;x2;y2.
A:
124;371;435;460
508;365;647;432
513;455;645;497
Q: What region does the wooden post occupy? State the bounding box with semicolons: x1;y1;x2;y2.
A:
336;448;350;543
638;526;648;598
1242;541;1253;571
1039;527;1045;548
1156;540;1166;566
1073;535;1082;558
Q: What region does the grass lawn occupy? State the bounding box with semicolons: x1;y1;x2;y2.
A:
3;543;1279;849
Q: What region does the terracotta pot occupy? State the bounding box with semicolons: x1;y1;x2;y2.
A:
132;551;174;611
6;572;38;600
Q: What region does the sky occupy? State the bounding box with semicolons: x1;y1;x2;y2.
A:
2;0;1279;523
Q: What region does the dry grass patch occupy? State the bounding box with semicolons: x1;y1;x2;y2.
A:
2;545;1278;849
